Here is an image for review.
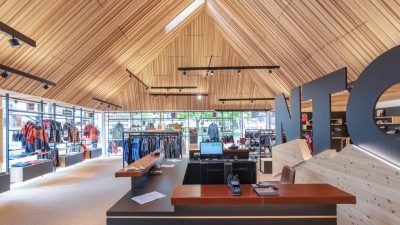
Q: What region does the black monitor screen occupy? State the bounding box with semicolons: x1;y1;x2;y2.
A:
200;142;223;156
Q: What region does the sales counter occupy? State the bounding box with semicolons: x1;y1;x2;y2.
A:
107;158;356;225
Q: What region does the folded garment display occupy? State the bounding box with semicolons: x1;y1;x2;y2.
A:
12;160;47;167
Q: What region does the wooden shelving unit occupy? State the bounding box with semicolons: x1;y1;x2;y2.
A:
375;116;400;125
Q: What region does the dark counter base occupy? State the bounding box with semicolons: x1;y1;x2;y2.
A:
0;174;10;193
90;148;102;158
59;152;83;167
107;204;336;225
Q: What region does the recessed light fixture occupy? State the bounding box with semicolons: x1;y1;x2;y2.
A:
164;0;205;33
197;94;202;100
183;71;187;75
210;70;214;76
237;70;241;75
43;84;49;90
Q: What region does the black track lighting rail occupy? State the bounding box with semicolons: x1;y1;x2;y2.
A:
0;64;56;86
150;86;197;89
215;109;272;112
178;65;280;73
150;93;208;97
93;97;122;109
0;22;36;47
218;98;285;102
126;69;149;89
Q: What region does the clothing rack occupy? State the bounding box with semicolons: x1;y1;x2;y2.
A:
122;130;183;167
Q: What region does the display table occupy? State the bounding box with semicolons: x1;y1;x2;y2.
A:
10;159;53;182
260;157;272;174
0;173;10;193
84;148;102;159
107;159;356;225
59;152;83;167
89;148;102;158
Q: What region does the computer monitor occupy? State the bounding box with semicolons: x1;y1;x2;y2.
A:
200;142;223;159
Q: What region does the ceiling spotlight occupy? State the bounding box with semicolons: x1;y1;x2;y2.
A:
269;69;272;74
210;70;214;76
8;37;20;48
167;89;170;92
237;70;241;75
222;101;224;104
197;95;202;100
206;70;209;76
108;105;111;108
179;89;182;92
1;70;9;78
145;87;148;90
100;102;103;105
183;71;187;75
251;100;254;104
43;84;49;90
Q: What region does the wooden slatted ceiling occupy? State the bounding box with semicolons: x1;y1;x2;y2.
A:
207;0;400;102
110;12;272;111
0;0;400;111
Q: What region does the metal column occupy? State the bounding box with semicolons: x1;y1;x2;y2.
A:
5;94;9;173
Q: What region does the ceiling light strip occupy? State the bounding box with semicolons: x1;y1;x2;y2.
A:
165;0;205;33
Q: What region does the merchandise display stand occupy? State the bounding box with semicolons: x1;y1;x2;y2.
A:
122;130;183;167
85;148;102;159
59;152;83;167
10;159;53;182
0;173;10;194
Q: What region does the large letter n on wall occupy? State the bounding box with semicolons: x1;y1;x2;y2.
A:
275;87;301;144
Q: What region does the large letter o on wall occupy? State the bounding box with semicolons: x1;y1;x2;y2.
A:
347;45;400;166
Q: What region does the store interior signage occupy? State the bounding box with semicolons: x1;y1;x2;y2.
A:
275;45;400;166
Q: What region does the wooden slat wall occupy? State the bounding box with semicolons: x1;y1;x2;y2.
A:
0;0;400;110
294;145;400;225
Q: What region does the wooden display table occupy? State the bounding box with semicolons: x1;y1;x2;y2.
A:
115;154;162;178
171;184;356;205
